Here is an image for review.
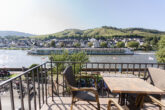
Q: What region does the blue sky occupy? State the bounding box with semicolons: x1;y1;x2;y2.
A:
0;0;165;34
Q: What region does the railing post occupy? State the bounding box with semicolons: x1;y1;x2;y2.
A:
0;96;2;110
9;81;15;110
19;77;24;110
101;78;104;97
37;68;41;109
62;62;65;97
138;64;141;77
109;63;111;73
41;66;45;104
91;63;93;72
133;64;135;75
96;63;99;89
97;63;99;73
50;58;54;100
79;63;82;87
73;63;76;75
44;63;48;104
144;64;147;80
121;64;123;73
127;64;129;74
26;73;31;110
103;63;105;73
57;63;59;96
85;63;88;87
115;63;117;73
151;63;153;67
32;70;37;110
157;63;160;68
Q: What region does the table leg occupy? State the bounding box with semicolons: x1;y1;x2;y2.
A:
140;95;145;108
119;93;127;105
135;95;141;106
135;94;146;109
118;94;121;104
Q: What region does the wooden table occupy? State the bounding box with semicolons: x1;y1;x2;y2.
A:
101;73;164;108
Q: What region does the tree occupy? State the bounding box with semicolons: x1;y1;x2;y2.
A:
126;41;139;49
50;51;88;63
144;37;153;43
50;51;89;74
74;42;81;48
50;40;55;47
156;48;165;63
156;37;165;63
48;35;55;40
100;41;107;48
158;37;165;49
116;42;125;48
151;36;159;46
88;42;93;47
140;43;152;51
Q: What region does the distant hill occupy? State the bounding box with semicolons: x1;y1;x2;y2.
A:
31;26;165;39
0;31;34;37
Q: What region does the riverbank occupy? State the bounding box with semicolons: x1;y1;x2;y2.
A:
0;47;30;50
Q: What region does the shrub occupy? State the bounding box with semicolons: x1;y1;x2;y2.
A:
127;41;139;49
27;64;39;77
116;42;125;48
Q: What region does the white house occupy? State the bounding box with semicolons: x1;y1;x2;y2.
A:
92;40;100;48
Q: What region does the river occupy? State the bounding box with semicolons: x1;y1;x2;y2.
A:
0;50;157;68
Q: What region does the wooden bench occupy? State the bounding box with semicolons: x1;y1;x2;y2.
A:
147;67;165;91
147;67;165;110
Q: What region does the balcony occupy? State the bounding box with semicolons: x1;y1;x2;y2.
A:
0;61;165;110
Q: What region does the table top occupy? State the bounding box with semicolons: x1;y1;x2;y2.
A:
101;73;164;94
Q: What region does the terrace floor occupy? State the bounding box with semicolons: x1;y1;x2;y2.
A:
41;96;164;110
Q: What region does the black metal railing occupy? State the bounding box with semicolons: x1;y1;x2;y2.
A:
48;61;165;98
0;61;165;110
0;62;48;110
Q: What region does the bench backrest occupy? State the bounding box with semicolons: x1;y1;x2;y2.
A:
148;67;165;91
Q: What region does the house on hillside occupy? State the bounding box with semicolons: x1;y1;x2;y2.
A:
92;40;100;48
80;40;88;48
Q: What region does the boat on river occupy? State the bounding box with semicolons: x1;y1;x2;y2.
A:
28;48;134;55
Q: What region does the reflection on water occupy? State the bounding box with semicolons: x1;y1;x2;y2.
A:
0;50;49;68
0;50;157;68
89;51;156;63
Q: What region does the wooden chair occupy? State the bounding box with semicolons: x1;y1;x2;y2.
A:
107;99;124;110
148;95;165;110
63;66;100;110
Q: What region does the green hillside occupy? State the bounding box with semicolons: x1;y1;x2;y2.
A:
31;26;165;39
